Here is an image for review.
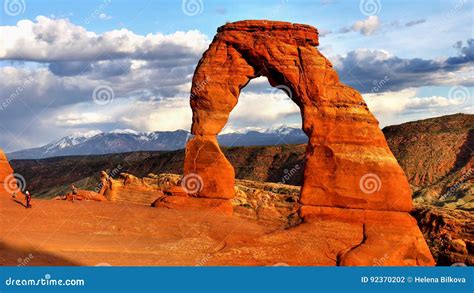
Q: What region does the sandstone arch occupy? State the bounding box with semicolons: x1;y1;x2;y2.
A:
184;20;412;212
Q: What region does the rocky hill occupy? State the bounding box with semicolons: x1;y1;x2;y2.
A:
384;113;473;210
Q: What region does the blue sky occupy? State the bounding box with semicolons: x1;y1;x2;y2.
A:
0;0;472;152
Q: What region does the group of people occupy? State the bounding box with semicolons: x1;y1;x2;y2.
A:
12;184;79;209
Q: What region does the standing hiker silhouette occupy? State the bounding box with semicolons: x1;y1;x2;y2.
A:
25;190;32;208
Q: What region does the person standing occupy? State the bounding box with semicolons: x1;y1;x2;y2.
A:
25;191;32;208
71;184;78;203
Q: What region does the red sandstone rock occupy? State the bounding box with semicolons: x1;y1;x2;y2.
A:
100;172;165;204
184;20;412;212
164;185;188;197
184;135;234;199
300;206;435;266
0;149;19;196
152;196;233;215
63;189;107;202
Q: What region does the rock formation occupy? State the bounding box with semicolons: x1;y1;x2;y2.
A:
184;20;412;211
413;206;473;265
179;20;434;265
98;172;180;205
0;149;19;196
57;189;107;202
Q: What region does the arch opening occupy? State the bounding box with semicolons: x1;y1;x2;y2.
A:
183;20;414;213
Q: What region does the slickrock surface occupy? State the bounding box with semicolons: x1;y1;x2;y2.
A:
0;196;433;266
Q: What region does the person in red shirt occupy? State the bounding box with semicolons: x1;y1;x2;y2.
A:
25;191;32;208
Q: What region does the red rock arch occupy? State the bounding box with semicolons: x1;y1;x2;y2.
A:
185;20;412;212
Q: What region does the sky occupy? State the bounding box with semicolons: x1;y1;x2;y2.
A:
0;0;473;152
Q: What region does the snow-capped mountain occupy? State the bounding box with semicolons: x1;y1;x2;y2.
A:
7;127;307;159
45;130;102;152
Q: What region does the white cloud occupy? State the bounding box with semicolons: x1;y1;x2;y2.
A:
352;16;380;36
98;13;112;20
332;41;474;93
0;16;472;152
0;16;209;62
363;89;472;127
339;16;380;36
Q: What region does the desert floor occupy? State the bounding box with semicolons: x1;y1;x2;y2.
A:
0;196;433;266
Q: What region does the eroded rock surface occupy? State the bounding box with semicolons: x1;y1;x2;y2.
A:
412;206;473;266
184;20;412;212
98;172;179;204
179;20;433;266
0;150;18;196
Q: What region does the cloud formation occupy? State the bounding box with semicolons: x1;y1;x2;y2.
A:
333;39;474;93
339;16;380;36
0;16;209;62
0;16;472;152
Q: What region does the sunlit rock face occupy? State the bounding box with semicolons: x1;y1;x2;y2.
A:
0;149;18;196
184;20;412;212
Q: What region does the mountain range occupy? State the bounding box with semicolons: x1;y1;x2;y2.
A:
7;127;308;160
